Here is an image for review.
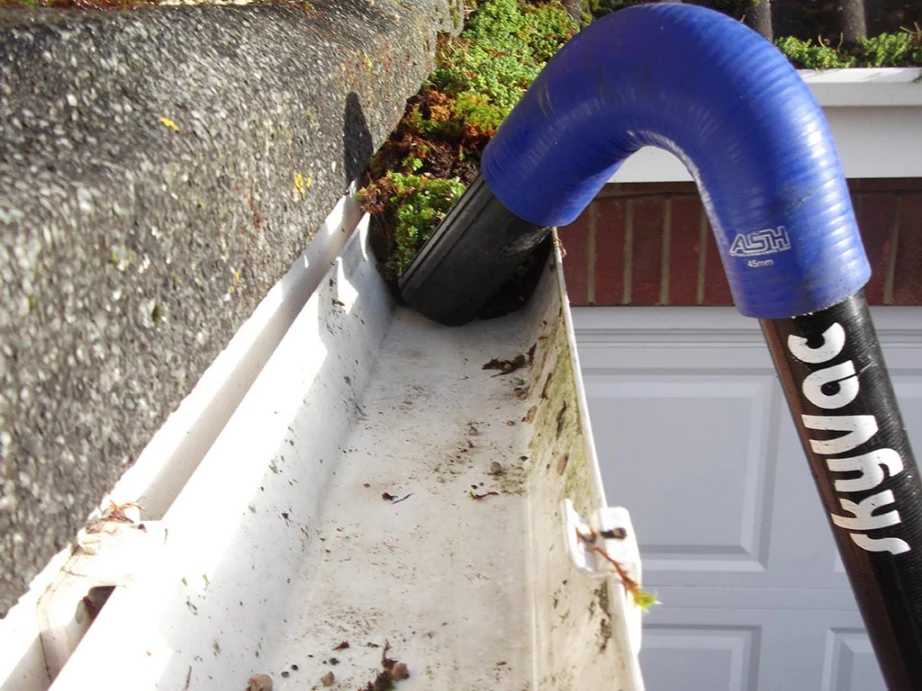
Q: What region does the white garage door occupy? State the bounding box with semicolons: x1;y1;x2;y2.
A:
573;306;922;691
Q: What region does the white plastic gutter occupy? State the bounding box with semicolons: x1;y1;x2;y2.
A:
0;191;362;691
1;199;646;690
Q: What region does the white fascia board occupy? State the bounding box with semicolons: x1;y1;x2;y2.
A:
610;68;922;182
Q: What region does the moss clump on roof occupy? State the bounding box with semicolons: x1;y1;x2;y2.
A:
777;26;922;69
583;0;754;24
357;0;577;282
431;0;578;132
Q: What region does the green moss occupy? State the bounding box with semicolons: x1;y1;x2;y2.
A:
859;30;922;67
358;173;466;278
430;0;576;136
584;0;754;22
776;27;922;69
526;311;593;516
359;0;576;281
775;36;853;69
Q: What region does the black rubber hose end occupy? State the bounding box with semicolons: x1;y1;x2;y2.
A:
398;175;551;326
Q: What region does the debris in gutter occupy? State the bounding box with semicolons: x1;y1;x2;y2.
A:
489;461;504;475
389;662;410;681
84;500;139;533
382;492;413;504
81;585;115;621
556;453;569;475
320;670;335;686
364;671;393;691
248;673;273;691
469;490;500;500
601;527;628;540
482;354;527;375
575;526;658;613
361;640;410;690
540;372;553;399
555;402;568;438
333;641;350;650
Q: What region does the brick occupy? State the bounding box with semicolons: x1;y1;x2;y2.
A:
855;193;897;305
849;178;922;194
592;197;627;305
702;215;733;306
558;206;591;306
668;197;704;306
598;181;699;198
893;193;922;306
630;197;666;306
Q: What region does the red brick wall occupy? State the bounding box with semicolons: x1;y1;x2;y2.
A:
559;179;922;307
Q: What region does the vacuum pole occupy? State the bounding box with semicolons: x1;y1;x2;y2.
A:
761;292;922;689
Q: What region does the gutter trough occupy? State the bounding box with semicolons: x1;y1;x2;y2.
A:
22;216;644;690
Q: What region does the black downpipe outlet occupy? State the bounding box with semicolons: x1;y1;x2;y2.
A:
398;175;551;326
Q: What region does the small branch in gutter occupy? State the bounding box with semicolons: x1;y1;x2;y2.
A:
576;526;658;612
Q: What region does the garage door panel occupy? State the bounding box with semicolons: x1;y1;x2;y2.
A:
822;629;884;691
577;345;775;372
641;624;760;691
573;306;920;691
588;374;777;576
640;608;884;691
764;415;854;588
646;585;860;611
892;377;922;450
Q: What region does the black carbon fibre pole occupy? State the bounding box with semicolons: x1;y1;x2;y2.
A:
761;291;922;691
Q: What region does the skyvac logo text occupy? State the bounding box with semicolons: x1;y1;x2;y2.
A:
788;323;910;555
731;226;791;268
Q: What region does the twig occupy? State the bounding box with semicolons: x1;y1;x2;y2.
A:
576;527;641;597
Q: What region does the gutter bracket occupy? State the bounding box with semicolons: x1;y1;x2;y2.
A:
36;507;168;680
564;498;644;656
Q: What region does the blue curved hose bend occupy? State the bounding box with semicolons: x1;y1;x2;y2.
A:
481;4;870;319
